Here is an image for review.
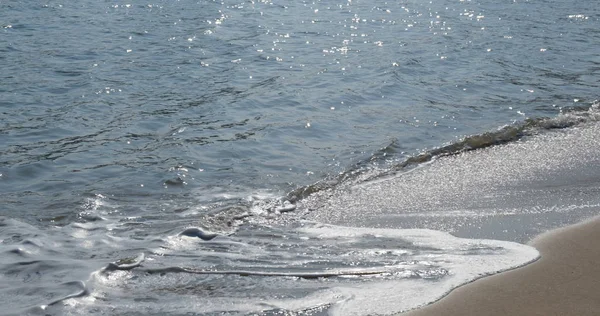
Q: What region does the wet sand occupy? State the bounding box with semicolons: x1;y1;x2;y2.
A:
404;215;600;316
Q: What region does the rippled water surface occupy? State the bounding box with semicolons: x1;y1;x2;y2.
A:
1;0;600;315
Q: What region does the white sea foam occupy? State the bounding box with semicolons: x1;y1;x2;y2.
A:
70;221;537;315
292;224;539;315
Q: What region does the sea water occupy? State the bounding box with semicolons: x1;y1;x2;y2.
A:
1;0;599;315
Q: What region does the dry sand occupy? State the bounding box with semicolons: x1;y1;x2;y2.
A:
403;216;600;316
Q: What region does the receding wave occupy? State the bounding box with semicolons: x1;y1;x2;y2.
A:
74;224;538;316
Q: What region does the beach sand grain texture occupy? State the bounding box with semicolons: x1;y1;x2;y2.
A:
404;216;600;316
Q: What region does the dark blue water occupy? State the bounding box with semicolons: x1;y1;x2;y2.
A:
1;0;599;315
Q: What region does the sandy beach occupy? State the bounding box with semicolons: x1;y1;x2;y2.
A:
404;215;600;316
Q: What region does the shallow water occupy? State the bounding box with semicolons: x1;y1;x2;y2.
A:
1;0;600;315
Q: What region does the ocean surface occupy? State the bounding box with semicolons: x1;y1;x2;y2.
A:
1;0;599;315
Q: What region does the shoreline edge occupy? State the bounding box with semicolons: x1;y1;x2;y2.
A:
402;215;600;316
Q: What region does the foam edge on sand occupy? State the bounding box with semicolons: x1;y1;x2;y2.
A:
402;215;600;316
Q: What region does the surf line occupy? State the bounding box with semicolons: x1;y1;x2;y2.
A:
138;266;390;279
101;252;391;279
